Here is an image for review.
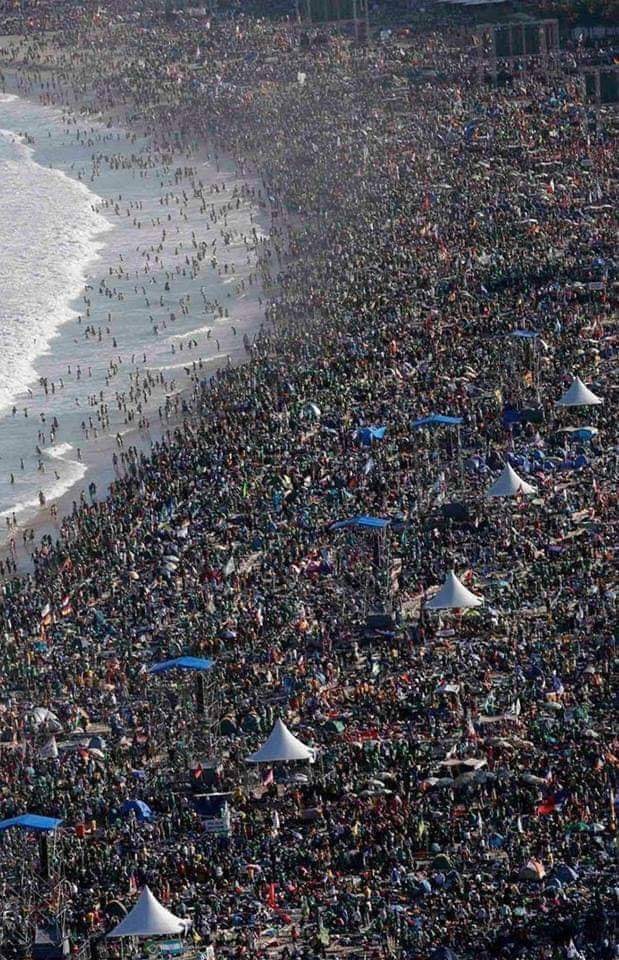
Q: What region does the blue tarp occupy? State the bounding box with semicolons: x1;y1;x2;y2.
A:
330;516;391;531
503;405;543;428
411;415;463;429
559;427;598;442
356;426;387;445
148;656;215;675
0;814;63;833
502;405;522;426
120;800;153;821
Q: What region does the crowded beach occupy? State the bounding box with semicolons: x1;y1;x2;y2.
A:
0;1;616;958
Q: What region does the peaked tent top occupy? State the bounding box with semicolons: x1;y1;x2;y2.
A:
425;571;483;610
556;376;602;407
246;718;314;763
107;886;191;938
487;463;536;498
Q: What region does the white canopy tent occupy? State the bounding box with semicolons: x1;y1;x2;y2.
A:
425;571;483;610
556;376;602;407
38;737;59;759
246;718;314;764
486;462;536;498
31;707;62;731
107;886;191;938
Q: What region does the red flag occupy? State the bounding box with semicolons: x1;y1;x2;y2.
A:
536;797;556;816
537;790;569;815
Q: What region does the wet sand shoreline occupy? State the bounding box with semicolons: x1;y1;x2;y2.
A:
0;45;277;570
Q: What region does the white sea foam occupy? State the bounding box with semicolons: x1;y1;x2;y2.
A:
147;354;230;372
0;443;86;519
166;324;213;341
0;89;264;537
0;126;111;416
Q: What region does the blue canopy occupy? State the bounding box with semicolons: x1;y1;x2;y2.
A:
0;814;63;833
356;426;387;445
510;329;539;340
120;800;153;821
558;426;598;442
148;656;215;675
411;415;463;429
330;516;391;531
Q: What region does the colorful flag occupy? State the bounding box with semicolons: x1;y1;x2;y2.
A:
537;789;569;816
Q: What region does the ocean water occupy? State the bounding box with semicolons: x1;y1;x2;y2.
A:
0;89;265;542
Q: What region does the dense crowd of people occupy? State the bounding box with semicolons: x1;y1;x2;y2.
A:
0;2;616;959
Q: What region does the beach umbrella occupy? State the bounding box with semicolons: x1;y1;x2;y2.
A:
552;863;578;883
455;771;476;785
556;376;602;407
302;402;321;419
486;463;536;498
518;859;545;881
220;715;238;736
120;800;153;822
520;773;549;787
425;571;483;610
423;777;457;789
242;713;260;733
